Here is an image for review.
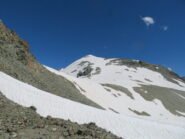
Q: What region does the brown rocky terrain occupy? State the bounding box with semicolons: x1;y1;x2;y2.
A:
0;92;121;139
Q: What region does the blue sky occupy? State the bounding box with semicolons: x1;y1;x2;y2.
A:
0;0;185;76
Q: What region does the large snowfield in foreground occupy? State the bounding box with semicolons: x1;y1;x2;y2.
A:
0;71;185;139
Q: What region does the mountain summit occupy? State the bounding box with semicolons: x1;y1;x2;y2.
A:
63;54;184;83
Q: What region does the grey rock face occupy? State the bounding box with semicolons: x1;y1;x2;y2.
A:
102;84;134;99
128;108;150;116
0;92;122;139
182;77;185;82
105;58;183;85
133;85;185;117
77;61;94;78
0;21;102;109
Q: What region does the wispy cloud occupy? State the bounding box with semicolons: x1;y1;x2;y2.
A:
162;26;168;31
141;16;155;27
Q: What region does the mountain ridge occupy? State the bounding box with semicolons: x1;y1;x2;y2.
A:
62;54;184;83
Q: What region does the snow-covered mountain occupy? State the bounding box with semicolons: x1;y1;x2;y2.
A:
1;20;185;139
56;55;185;127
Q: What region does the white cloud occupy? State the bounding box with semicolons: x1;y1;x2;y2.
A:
141;16;155;26
162;26;168;31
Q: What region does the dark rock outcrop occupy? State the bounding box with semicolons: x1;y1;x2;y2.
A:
77;61;94;78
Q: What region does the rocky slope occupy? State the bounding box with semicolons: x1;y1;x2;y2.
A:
0;92;121;139
0;21;101;109
182;77;185;82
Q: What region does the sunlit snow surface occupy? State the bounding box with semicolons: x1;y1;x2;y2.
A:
57;55;185;127
63;55;185;91
0;72;185;139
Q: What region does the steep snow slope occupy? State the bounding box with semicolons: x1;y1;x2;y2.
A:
59;55;185;127
0;71;185;139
